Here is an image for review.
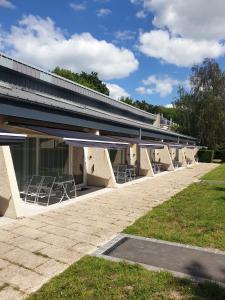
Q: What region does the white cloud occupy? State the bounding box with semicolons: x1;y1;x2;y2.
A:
114;30;136;41
0;0;15;9
70;2;87;11
107;83;130;99
136;75;179;98
97;8;111;17
136;10;147;19
142;0;225;41
1;15;138;80
130;0;225;66
139;30;225;67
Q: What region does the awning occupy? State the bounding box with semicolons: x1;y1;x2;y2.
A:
185;145;196;149
0;129;26;145
111;136;165;149
23;125;129;149
168;144;183;149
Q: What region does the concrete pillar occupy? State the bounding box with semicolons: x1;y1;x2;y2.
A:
129;144;138;166
155;146;174;171
0;146;23;218
179;149;187;167
85;147;117;188
139;148;154;176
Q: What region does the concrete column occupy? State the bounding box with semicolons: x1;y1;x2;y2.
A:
129;144;138;166
155;146;175;171
179;149;187;167
0;146;23;218
184;147;196;165
85;147;117;188
139;148;154;176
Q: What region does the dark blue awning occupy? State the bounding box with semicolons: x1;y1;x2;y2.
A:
168;144;183;149
24;125;129;149
0;129;26;145
110;136;165;149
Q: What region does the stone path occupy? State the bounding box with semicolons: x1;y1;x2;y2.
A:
0;163;217;299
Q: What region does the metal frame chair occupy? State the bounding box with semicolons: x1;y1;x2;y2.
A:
36;176;56;206
24;175;44;204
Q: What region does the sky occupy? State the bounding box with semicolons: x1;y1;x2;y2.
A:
1;0;225;106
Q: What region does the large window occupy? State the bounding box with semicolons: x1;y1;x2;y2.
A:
11;138;37;191
109;149;127;166
39;138;68;176
11;137;84;192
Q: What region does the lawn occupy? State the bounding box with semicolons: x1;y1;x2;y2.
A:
124;182;225;250
201;163;225;181
27;256;225;300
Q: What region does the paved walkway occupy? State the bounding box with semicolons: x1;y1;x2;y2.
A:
0;163;217;299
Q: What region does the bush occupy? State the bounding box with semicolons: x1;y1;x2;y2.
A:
214;150;225;162
198;149;214;162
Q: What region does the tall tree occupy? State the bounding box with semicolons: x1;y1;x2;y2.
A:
174;59;225;148
53;67;110;96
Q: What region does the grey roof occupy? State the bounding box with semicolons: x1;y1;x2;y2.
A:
0;52;196;141
0;52;156;123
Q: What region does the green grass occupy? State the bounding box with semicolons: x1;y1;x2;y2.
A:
27;256;225;300
124;182;225;250
202;163;225;181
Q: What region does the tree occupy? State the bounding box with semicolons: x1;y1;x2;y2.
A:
53;67;110;96
174;59;225;149
121;97;178;122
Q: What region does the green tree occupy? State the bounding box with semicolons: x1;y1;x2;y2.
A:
53;67;110;96
121;97;177;122
174;59;225;149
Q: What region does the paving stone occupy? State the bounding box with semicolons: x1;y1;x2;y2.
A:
0;229;18;242
2;248;48;269
39;224;75;238
0;264;46;293
0;242;15;255
18;218;48;229
0;258;10;270
38;233;77;249
38;245;82;264
35;259;67;277
71;242;97;254
11;226;44;239
8;236;48;252
0;286;25;300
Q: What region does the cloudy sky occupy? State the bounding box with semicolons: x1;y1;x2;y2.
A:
1;0;225;105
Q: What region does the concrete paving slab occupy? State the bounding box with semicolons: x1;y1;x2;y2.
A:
0;285;25;300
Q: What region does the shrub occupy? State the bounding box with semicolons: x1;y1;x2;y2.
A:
198;149;214;162
214;150;225;162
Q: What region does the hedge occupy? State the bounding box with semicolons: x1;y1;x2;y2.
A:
197;149;214;163
214;150;225;162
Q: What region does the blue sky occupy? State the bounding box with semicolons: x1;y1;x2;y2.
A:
0;0;225;106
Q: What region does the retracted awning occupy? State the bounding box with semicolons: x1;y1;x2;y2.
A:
23;125;129;149
110;136;165;149
0;129;26;145
168;144;183;149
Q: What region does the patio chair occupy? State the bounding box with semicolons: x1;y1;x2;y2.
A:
127;165;136;180
24;175;44;204
36;176;56;206
116;165;131;183
54;174;77;202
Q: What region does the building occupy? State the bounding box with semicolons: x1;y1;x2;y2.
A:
0;53;198;219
